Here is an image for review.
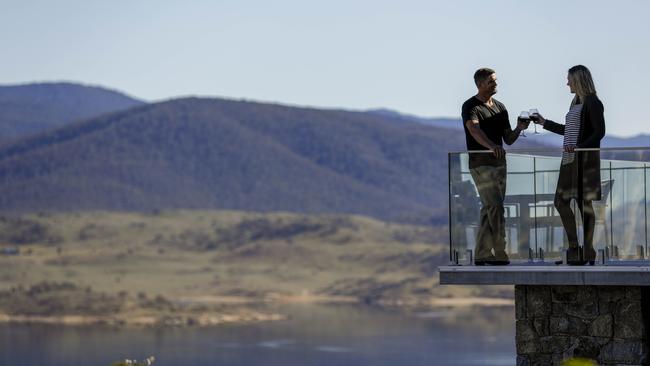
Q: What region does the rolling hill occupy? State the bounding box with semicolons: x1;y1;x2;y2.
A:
0;97;467;223
366;108;460;130
0;82;144;140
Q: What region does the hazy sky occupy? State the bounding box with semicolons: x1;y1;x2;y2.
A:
1;0;649;136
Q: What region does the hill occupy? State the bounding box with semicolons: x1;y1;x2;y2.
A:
0;82;144;140
366;108;460;130
0;210;502;310
0;97;469;223
601;134;650;148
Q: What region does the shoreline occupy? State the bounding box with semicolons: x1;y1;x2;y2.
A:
0;295;513;327
0;311;286;327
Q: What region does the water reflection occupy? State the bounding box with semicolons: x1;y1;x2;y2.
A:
0;304;515;366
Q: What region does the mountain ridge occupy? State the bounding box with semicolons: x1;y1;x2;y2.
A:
0;82;144;140
0;97;457;223
6;83;644;224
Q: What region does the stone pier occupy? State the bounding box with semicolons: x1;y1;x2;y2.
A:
515;285;649;365
439;266;650;365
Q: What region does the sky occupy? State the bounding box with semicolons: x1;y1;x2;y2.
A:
1;0;649;136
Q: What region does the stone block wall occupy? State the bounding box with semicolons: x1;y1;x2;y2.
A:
515;285;650;365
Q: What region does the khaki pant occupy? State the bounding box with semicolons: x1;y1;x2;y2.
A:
470;165;507;260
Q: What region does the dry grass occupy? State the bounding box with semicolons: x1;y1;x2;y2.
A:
0;210;509;308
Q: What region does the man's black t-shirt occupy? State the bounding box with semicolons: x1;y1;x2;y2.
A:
461;96;513;168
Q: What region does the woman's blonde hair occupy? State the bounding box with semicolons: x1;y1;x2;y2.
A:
568;65;597;105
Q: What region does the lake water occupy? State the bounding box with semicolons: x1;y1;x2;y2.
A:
0;304;515;366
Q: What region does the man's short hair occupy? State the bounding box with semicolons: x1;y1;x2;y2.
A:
474;68;495;87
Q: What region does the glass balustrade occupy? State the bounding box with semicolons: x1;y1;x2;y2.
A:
448;148;650;265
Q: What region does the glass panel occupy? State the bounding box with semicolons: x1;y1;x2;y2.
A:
448;152;479;264
531;152;564;262
606;155;646;258
448;150;565;263
596;158;613;257
504;153;535;259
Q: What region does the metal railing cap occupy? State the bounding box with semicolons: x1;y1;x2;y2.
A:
449;146;650;154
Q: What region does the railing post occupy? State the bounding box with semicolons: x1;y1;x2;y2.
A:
533;157;538;257
466;249;473;265
598;248;606;265
640;163;648;259
448;153;453;263
609;161;614;254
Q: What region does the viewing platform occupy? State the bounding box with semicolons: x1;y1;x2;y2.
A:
441;148;650;365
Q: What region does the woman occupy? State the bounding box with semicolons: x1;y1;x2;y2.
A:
534;65;605;265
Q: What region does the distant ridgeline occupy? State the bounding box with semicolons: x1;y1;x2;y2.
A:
0;82;144;140
0;93;469;223
0;84;558;224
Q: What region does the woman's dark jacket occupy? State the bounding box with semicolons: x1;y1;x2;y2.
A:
543;94;606;201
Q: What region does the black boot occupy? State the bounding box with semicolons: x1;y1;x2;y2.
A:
567;246;588;266
555;245;587;265
583;245;596;266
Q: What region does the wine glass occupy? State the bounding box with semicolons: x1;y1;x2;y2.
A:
518;111;530;137
529;108;540;134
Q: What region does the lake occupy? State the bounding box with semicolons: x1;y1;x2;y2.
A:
0;304;515;366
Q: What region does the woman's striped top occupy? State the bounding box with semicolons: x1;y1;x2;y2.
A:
562;103;583;165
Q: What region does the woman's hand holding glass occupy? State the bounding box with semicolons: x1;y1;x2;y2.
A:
529;112;545;125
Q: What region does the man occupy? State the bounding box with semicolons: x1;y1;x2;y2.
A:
461;68;529;265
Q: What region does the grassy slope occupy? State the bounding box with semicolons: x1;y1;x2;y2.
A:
0;210;510;310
